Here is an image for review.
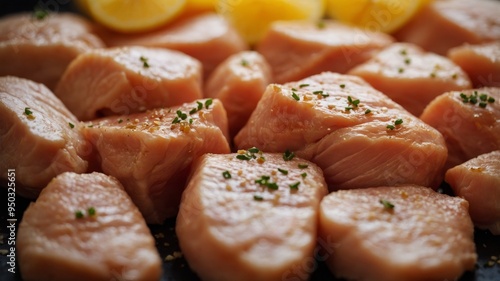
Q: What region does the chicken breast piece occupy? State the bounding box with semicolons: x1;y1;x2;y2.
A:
420;87;500;169
100;13;248;78
256;20;394;84
55;46;203;121
349;42;471;116
176;152;328;281
448;41;500;88
235;72;447;190
319;185;477;281
0;13;104;90
394;0;500;55
17;172;162;281
0;76;88;198
82;99;230;224
205;51;273;138
445;150;500;235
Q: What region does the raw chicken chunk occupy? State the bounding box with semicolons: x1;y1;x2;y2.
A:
55;46;203;121
445;150;500;234
319;185;476;281
82;99;230;224
256;20;394;83
448;41;500;88
349;42;471;116
177;152;327;281
17;172;162;281
0;76;88;198
394;0;500;55
205;51;273;138
235;72;447;190
420;87;500;169
100;13;248;78
0;13;104;90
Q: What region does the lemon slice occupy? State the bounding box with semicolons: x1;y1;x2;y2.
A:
85;0;187;33
217;0;325;45
186;0;216;12
325;0;428;33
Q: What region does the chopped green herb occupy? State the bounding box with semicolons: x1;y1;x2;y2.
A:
69;122;75;129
283;150;295;161
24;107;33;116
177;110;187;120
298;163;308;169
118;119;123;123
347;96;360;107
387;118;403;130
277;168;289;175
24;107;35;120
301;172;307;178
75;210;84;219
87;207;96;217
430;72;436;78
339;84;346;89
222;171;231;179
313;90;323;95
172;117;181;124
460;91;495;108
291;92;300;101
33;8;49;20
197;101;203;111
205;99;213;109
255;175;278;190
364;109;372;114
87;124;94;128
267;182;279;190
289;182;300;190
253;195;264;201
299;84;310;88
236;148;260;161
139;56;150;68
248;147;260;154
379;199;395;209
398;68;404;73
399;49;407;56
241;59;249;67
291;88;298;91
345;106;353;112
452;73;458;79
189;108;197;114
236;154;252;160
404;58;411;65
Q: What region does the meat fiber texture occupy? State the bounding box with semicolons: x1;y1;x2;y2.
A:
100;13;249;79
319;185;477;281
17;172;162;281
0;76;89;198
235;72;447;191
420;87;500;170
394;0;500;55
176;152;328;281
82;99;230;224
445;150;500;235
55;46;203;121
0;13;104;90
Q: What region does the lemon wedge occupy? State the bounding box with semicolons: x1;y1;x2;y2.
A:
325;0;428;33
217;0;325;45
84;0;187;33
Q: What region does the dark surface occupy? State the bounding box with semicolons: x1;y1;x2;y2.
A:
1;1;500;280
